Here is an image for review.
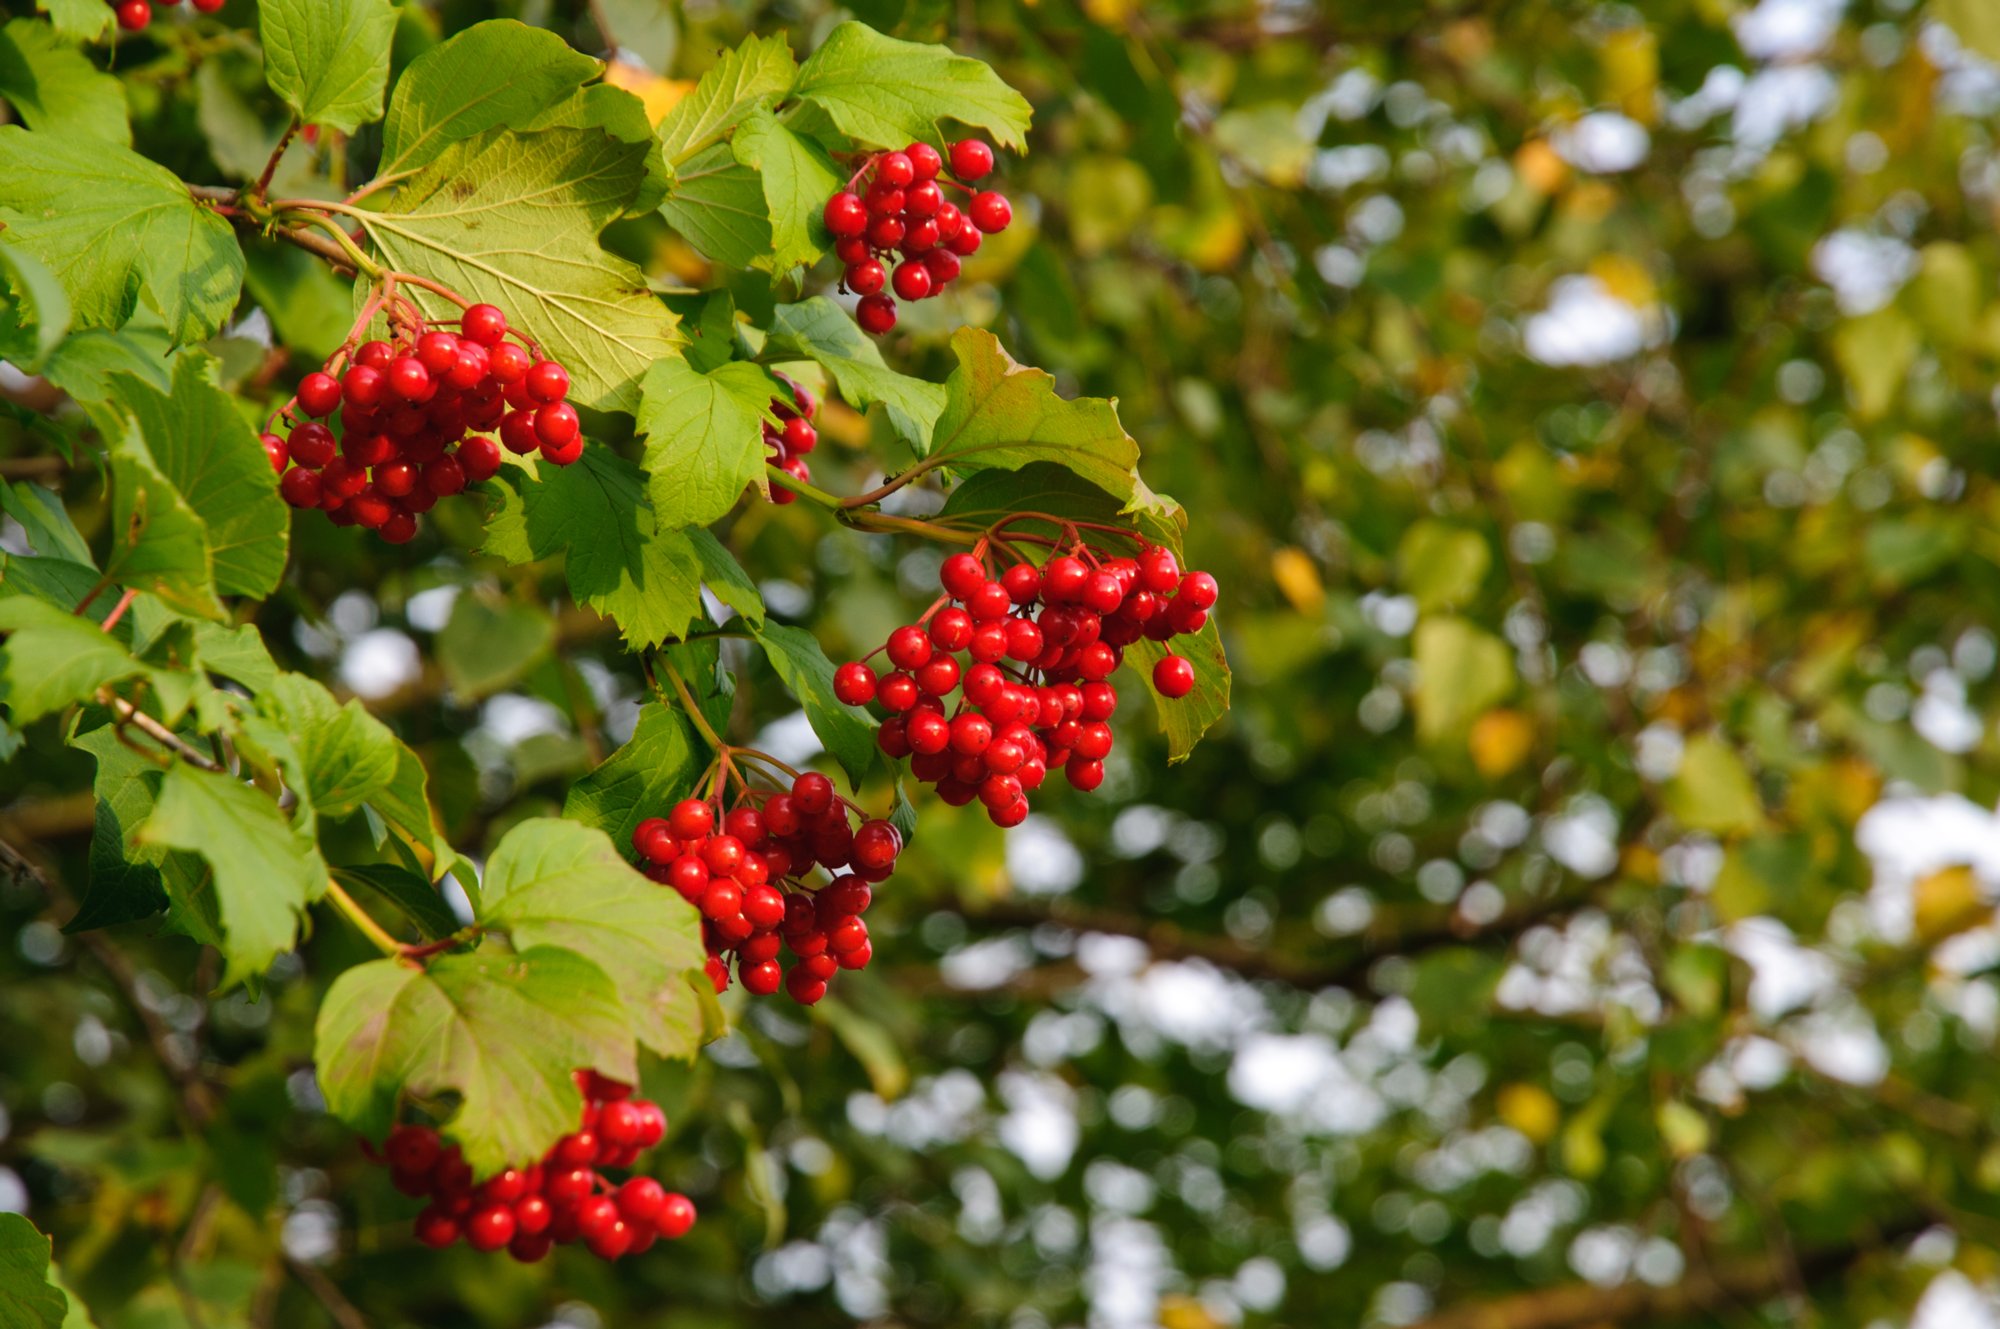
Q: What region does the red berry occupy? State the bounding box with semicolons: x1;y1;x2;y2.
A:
785;966;828;1005
846;260;887;296
701;834;745;876
868;186;906;217
948;226;984;257
458;436;502;482
260;433;289;473
297;372;341;417
886;624;933;670
488;341;531;381
857;295;897;335
617;1177;666;1224
423;455;467;496
386;357;431;401
923;249;962;288
824;192;868;237
414;1207;459;1249
782;417;818;455
385;1125;442;1174
668;798;714;840
792;771;835;815
906;142;943;179
657;1193;696;1239
892;262;933;302
192;0;224;11
875;151;915;189
1153;654;1196;698
533;401;581;448
525;361;570;403
905;180;943;217
949;139;996;182
930;606;974;651
1067;758;1105;791
508;1231;553;1263
1179;571;1219;610
289;422;336;468
901;218;941;255
460;303;507;346
742;959;783;995
743;884;786;929
416;331;461;375
835;236;872;266
834;662;878;706
115;0;149;31
598;1100;644;1147
940;552;988;600
279;467;322;508
499;409;540;455
466;1202;517;1252
866;214;906;250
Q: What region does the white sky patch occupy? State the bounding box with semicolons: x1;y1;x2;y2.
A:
1008;815;1085;895
1724;918;1838;1019
748;709;821;767
1791;1004;1889;1085
1554;112;1650;173
338;629;420;699
1913;671;1985;753
1733;0;1845;61
940;936;1034;991
1731;65;1837;151
1811;229;1918;315
997;1070;1079;1180
405;584;460;633
477;694;567;746
1522;275;1665;367
1542;796;1620;879
1913;1271;2000;1329
1855;793;2000;944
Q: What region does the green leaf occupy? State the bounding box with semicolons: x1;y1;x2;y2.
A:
926;328;1139;496
100;416;223;621
89;356;289;600
66;723;184;932
1126;621;1230;764
34;0;108;44
377;20;600;177
0;597;146;724
730;109;840;276
687;527;765;627
481;818;707;1060
563;702;707;853
188;621;279;694
1;481;92;566
793;22;1032;152
1938;0;2000;63
329;864;460;942
656;142;772;270
38;322;173;404
935;462;1186;555
140;764;325;984
355;126;680;414
635;356;782;528
656;32;796;166
367;740;462;888
314;947;636;1174
1831;307;1917;422
1663;733;1765;835
0;129;244;345
258;0;396;135
817;997;909;1100
767;298;947;452
0;243;72;371
1411;616;1515;745
1398;521;1492;612
484;449;706;649
436;590;553;699
241;240;351;364
257;673;400;820
751;620;878;788
0;19;127;144
0;1213;69;1329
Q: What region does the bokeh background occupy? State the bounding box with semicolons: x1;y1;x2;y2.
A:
11;0;2000;1324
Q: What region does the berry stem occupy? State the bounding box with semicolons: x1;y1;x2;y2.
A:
248;118;298;203
323;878;409;960
658;654;729;754
763;461;842;509
286;210;384;279
97;587;139;633
845;511;984;546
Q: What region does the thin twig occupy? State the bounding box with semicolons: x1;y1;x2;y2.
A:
285;1257;370;1329
250;119;299;201
97;689;226;772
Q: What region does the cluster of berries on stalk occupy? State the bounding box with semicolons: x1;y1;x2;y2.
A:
267;302;581;544
822;139;1012;335
833;541;1213;823
762;374;820;506
111;0;224;33
634;769;899;1007
375;1071;694;1263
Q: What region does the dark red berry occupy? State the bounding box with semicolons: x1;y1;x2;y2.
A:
949;139;995;182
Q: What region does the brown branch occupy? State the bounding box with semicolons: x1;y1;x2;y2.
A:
99;689;225;772
0;456;68;479
1407;1219;1922;1329
285;1257;370;1329
948;889;1585;991
76;929;218;1128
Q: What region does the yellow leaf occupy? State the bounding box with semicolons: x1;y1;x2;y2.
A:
603;62;693;127
1656;1101;1710;1158
1413;617;1516;744
1159;1297;1222;1329
1270;546;1325;615
1469;708;1534;777
1662;733;1764;835
1083;0;1140;26
1516;140;1569;195
1497;1082;1560;1144
1601;28;1658;123
1832;309;1919;421
1588;253;1656;309
1914;865;1990;944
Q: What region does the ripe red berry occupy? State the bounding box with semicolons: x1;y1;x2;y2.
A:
525;361;570;403
892;262;933;302
423;455;467;497
923;249;962;288
533;401;581;448
458;436;502;482
857;295;897;334
906;142;943;179
792;771;835;815
414;1207;460;1249
1153;654;1196;698
416;331;460;375
499;409;540;455
668;798;713;840
948;226;984;257
279;467;322;508
875;151;916;189
868;186;906;217
824;191;868;236
115;0;149;31
886;625;933;670
742;959;783;995
846;260;887;296
833;662;878;706
950;139;996;182
905;180;943;217
488;341;531;381
782;417;818;455
866;214;906;250
785;966;828;1005
260;433;289;473
1179;571;1219;610
460;303;507;345
940;553;988;600
466;1203;517;1252
930;606;974;651
617;1177;666;1224
297;372;341;417
1067;758;1106;791
386;357;431;401
657;1193;696;1239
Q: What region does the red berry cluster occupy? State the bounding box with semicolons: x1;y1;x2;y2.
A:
111;0;223;32
762;373;819;506
266;303;580;544
376;1071;695;1264
633;770;900;1007
821;139;1012;335
834;544;1213;823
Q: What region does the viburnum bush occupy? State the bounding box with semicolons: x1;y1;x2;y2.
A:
0;0;1228;1308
